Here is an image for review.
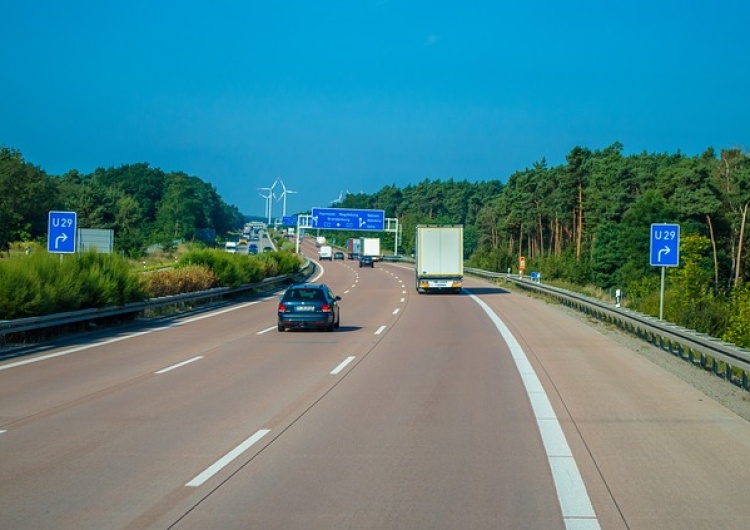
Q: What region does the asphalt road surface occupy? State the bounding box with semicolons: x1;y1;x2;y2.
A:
2;243;749;529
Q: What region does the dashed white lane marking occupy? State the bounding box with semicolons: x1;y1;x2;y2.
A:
256;326;277;335
467;291;600;530
330;356;356;375
374;325;387;335
0;430;7;435
400;298;405;303
186;429;271;487
392;308;400;315
155;356;204;375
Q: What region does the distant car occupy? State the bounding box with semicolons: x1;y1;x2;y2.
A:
359;255;374;268
263;246;273;252
278;283;341;332
334;251;345;260
249;243;258;254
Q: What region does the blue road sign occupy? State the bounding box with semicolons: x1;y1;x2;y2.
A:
650;223;680;267
311;207;385;231
48;211;77;254
282;216;297;226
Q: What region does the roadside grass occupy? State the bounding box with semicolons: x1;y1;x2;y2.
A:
0;245;304;320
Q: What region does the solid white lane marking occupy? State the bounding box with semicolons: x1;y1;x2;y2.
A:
330;356;355;375
186;429;271;487
256;326;276;335
392;308;400;315
374;325;387;335
0;300;271;372
0;329;160;371
181;300;262;324
468;291;600;530
155;356;204;374
310;262;325;282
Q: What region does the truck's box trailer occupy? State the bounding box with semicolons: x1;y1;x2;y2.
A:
415;225;463;293
347;238;361;260
359;237;381;260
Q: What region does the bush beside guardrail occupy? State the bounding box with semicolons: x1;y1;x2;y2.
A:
0;259;315;346
3;261;748;392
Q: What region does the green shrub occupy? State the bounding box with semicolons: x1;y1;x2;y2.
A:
74;252;146;307
0;251;146;319
0;262;46;318
467;247;513;273
177;249;302;288
273;250;304;274
141;265;219;297
723;286;750;348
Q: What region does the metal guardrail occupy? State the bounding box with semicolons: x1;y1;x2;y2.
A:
465;267;750;391
3;260;748;391
0;260;316;340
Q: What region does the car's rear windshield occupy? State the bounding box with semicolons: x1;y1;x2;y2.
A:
287;288;325;301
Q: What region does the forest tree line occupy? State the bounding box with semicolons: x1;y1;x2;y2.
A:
338;142;750;290
3;142;750;343
0;146;245;257
335;142;750;344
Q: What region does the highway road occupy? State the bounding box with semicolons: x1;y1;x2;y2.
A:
1;241;750;529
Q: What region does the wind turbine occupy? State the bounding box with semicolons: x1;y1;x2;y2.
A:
275;178;297;218
258;177;280;225
258;187;273;223
330;190;350;206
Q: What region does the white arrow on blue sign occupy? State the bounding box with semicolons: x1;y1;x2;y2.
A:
650;223;680;267
48;211;77;254
311;207;385;231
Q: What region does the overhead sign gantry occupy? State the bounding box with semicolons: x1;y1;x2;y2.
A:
295;208;399;255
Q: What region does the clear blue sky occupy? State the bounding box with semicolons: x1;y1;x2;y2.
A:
2;1;748;218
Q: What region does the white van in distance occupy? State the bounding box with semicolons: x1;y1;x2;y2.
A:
318;245;333;260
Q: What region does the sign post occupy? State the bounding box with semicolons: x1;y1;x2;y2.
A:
650;223;680;320
47;211;77;255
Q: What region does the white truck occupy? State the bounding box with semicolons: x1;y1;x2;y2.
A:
359;237;381;260
415;225;464;293
318;245;333;260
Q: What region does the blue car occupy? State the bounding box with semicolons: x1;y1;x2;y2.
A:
278;283;341;332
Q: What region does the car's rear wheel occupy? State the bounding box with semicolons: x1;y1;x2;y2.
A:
278;323;285;332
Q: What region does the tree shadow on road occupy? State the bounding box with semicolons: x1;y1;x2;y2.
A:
462;287;511;296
